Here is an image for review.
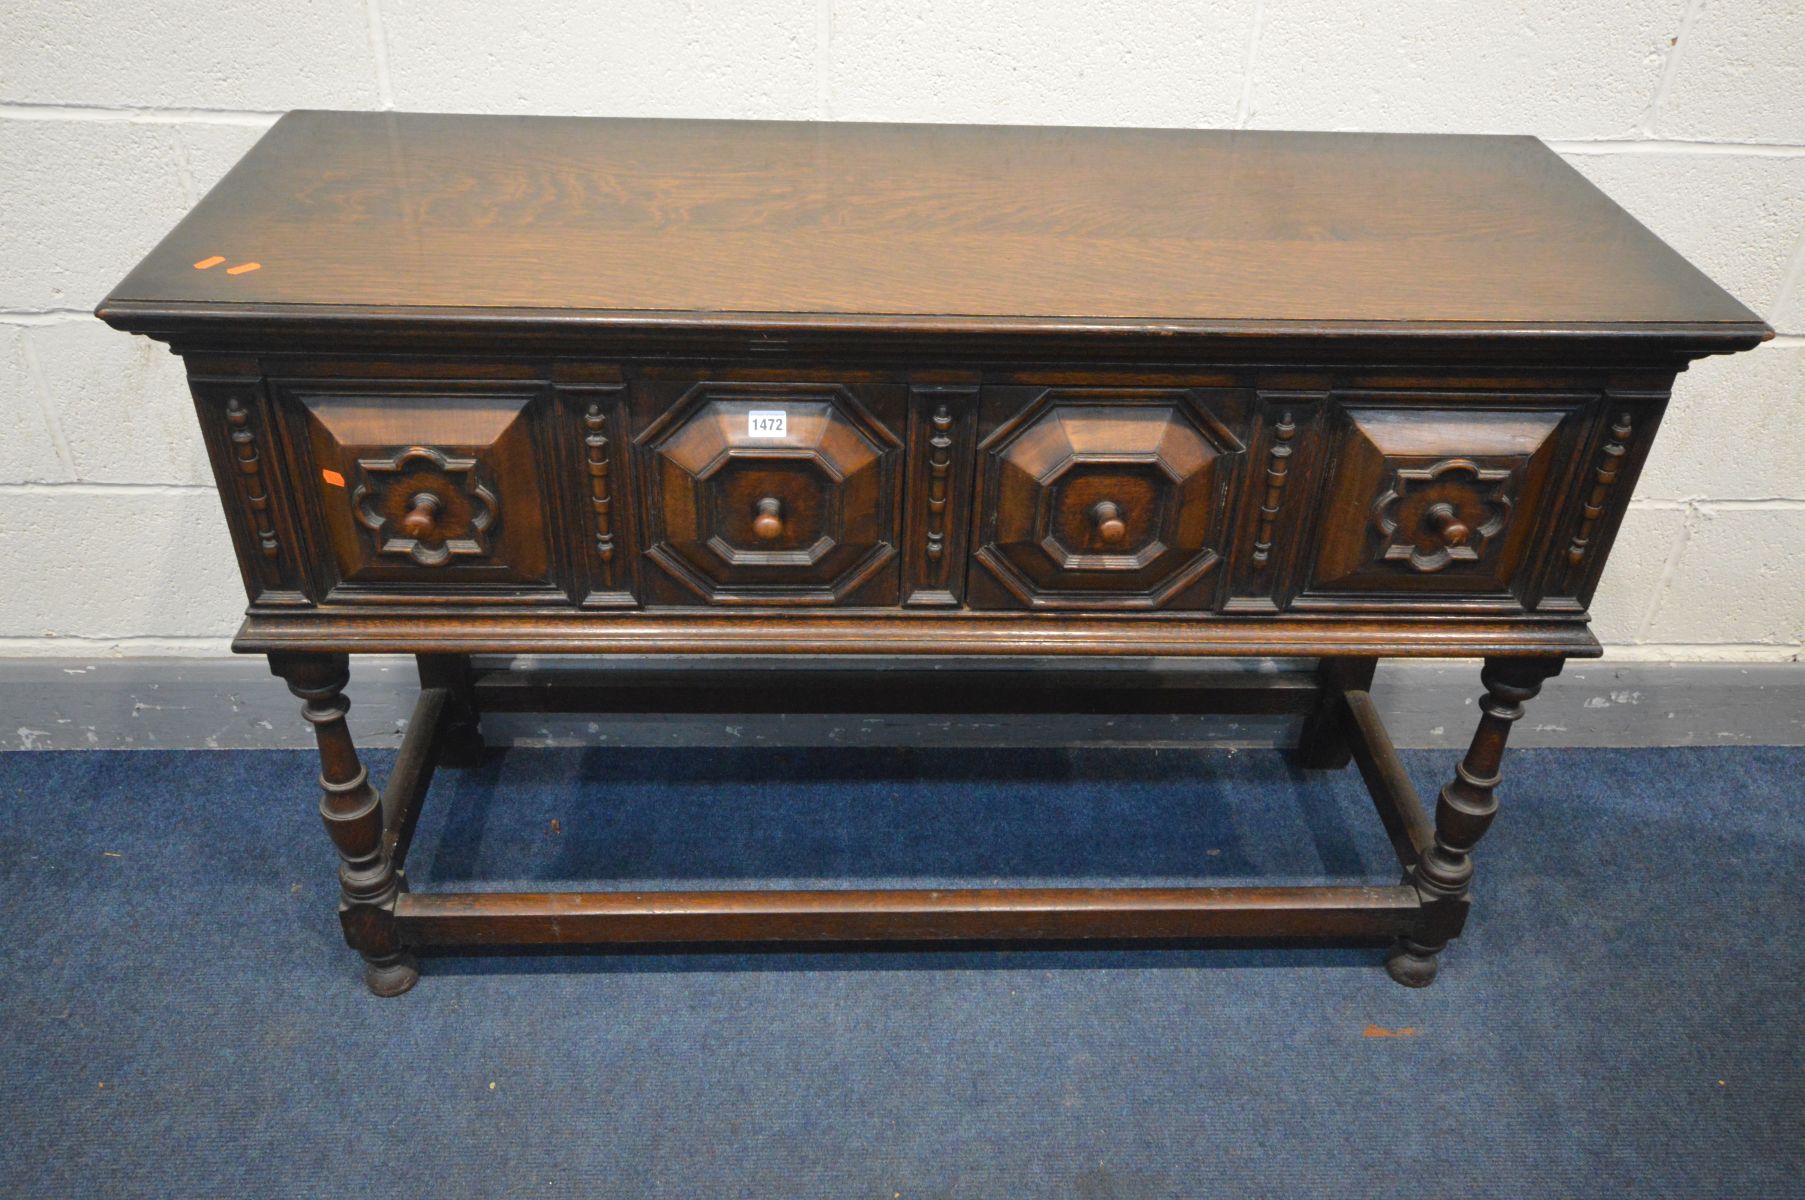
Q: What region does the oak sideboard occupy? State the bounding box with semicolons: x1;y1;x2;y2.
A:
99;112;1770;994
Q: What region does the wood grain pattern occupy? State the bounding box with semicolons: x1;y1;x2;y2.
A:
230;609;1604;659
633;376;904;605
285;381;558;591
101;112;1769;341
1385;656;1563;987
1567;410;1633;567
90;115;1773;993
900;383;979;607
551;380;637;608
970;387;1247;610
187;372;310;605
395;885;1424;946
1305;399;1583;602
270;652;417;996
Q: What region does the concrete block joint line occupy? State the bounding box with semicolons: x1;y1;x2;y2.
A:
2;0;1803;656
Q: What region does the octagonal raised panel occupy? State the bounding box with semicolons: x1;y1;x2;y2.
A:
637;382;902;604
972;390;1244;609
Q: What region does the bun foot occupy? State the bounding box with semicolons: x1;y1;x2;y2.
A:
364;953;420;997
1385;939;1440;988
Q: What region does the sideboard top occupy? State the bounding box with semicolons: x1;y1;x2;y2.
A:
101;110;1769;348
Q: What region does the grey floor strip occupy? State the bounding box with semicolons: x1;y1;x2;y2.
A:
3;655;1800;751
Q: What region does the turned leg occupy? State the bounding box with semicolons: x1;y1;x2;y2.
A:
270;652;418;997
1295;657;1376;769
1386;655;1563;988
417;653;485;768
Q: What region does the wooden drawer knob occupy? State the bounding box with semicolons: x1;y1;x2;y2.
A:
1091;500;1127;545
752;496;784;541
402;491;443;540
1425;501;1469;546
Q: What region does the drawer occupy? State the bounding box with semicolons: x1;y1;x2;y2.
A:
968;388;1248;610
266;369;1596;620
280;379;560;593
1302;396;1587;603
633;377;906;605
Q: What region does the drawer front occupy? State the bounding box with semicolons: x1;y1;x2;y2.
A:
248;366;1616;623
283;380;558;592
1303;396;1586;603
634;378;905;605
969;388;1247;610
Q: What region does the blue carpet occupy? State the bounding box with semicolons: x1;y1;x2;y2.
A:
1;744;1800;1198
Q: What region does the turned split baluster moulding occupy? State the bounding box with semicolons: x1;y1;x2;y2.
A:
99;113;1769;995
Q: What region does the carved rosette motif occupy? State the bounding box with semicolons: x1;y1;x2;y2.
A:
224;397;279;559
352;445;498;567
1373;457;1512;574
585;403;616;579
1567;411;1631;566
923;404;954;578
1252;410;1296;569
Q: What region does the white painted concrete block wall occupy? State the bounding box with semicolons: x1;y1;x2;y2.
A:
3;0;1802;660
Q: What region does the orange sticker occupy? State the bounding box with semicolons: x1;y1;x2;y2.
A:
193;255;226;270
1362;1024;1421;1039
320;468;346;488
225;261;262;275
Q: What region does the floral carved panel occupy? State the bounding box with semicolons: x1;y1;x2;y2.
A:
1373;457;1513;574
352;445;499;567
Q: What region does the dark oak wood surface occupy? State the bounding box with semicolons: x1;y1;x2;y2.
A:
97;114;1772;992
102;111;1766;342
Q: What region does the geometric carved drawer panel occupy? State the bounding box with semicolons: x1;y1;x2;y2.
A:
634;379;904;606
1307;399;1580;599
286;383;556;590
970;388;1245;610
